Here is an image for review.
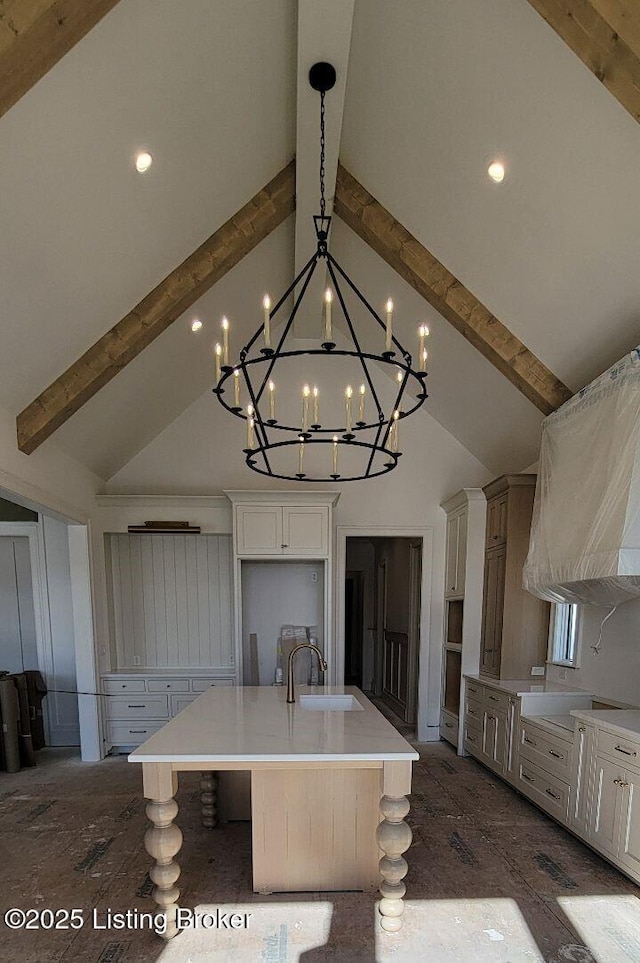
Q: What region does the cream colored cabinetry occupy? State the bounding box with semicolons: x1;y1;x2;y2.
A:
479;475;550;679
569;723;595;838
462;680;516;778
102;673;234;750
588;724;640;881
445;510;467;599
234;504;329;557
517;718;573;824
439;490;486;750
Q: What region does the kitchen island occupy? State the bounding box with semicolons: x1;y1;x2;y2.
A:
129;685;418;939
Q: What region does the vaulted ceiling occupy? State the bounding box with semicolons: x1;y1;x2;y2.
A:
2;0;640;483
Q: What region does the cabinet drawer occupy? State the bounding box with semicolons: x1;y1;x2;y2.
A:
597;729;640;768
147;678;190;693
519;759;570;823
465;680;483;701
108;722;164;746
192;678;235;692
465;697;483;725
103;678;146;694
105;695;169;720
440;709;459;747
483;687;510;714
464;717;482;755
520;723;572;779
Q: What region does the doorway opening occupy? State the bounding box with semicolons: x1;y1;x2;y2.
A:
344;536;422;733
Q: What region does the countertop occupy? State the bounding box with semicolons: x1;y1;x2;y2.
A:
128;686;419;764
465;674;594;697
571;709;640;741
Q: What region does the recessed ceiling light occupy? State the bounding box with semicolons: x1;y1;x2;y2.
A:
487;161;506;184
135;151;153;173
191;319;203;332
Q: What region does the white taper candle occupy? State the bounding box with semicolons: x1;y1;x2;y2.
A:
385;299;393;352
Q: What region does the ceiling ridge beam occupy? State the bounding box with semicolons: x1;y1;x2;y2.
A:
0;0;121;120
527;0;640;123
17;160;296;454
334;164;572;415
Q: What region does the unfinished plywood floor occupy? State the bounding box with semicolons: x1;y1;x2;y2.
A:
0;744;639;962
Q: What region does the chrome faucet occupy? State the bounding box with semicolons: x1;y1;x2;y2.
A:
286;643;327;703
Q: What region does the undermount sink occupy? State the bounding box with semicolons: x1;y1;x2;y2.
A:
298;694;364;711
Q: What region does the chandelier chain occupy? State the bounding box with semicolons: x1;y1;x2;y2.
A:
319;89;326;219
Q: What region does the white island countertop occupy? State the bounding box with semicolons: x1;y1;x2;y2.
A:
128;686;419;764
570;708;640;740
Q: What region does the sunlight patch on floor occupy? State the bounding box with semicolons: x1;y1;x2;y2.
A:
557;894;640;963
153;897;548;962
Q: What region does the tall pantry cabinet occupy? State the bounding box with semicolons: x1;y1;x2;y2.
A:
480;475;549;679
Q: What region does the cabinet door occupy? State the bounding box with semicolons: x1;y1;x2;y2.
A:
445;511;467;599
480;547;506;677
570;724;594;838
483;708;507;773
619;769;640;881
590;754;624;858
236;506;283;555
486;494;508;548
282;507;328;556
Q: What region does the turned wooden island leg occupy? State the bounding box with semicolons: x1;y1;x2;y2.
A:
200;770;218;828
377;760;413;932
143;764;182;940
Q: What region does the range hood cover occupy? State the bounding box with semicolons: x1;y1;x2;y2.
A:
524;347;640;606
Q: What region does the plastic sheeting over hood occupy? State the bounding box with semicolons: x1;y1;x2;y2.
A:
524;347;640;606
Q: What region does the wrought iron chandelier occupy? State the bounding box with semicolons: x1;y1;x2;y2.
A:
213;62;429;482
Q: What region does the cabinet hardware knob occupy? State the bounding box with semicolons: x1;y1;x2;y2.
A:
492;535;498;540
579;726;586;732
545;789;560;800
614;778;622;786
614;745;637;756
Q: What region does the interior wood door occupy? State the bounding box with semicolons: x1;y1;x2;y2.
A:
480;546;506;677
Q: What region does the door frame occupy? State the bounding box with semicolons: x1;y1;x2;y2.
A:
335;526;433;737
0;522;52;743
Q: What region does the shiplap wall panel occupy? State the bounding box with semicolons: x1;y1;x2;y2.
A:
107;534;233;669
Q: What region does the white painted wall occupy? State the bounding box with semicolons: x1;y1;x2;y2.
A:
42;515;80;746
547;601;640;706
0;403;99;522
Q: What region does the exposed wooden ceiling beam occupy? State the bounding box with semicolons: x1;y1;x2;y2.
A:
0;0;120;120
17;161;296;454
334;164;573;415
527;0;640;123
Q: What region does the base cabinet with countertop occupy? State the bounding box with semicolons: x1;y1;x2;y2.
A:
572;710;640;884
462;678;640;886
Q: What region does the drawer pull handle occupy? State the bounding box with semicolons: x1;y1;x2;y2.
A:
522;773;535;783
445;722;453;728
468;708;477;716
127;704;146;709
614;745;637;757
129;730;148;734
545;789;560;801
468;686;478;693
614;779;630;788
548;750;562;759
467;734;477;743
488;695;499;702
524;737;536;746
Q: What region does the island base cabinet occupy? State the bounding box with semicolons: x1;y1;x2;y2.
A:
251;768;381;893
590;755;640;880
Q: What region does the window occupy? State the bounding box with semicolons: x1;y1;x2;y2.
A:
548;603;580;667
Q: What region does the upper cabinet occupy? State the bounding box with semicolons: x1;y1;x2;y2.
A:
226;492;339;558
445;508;468;600
479;475;550;679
